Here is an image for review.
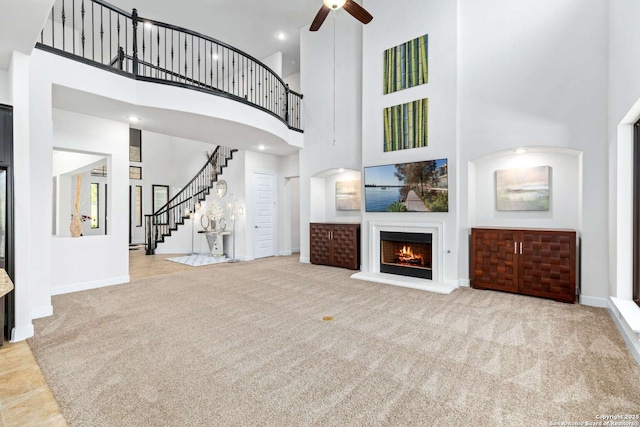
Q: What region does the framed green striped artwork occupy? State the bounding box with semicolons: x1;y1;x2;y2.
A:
383;98;428;152
383;34;428;95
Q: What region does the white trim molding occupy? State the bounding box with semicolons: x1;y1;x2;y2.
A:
11;324;35;342
608;297;640;366
579;295;609;308
51;275;130;296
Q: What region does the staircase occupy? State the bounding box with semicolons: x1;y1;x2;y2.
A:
145;145;237;255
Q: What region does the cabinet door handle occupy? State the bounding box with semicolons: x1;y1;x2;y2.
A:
520;242;523;254
514;242;517;254
328;231;331;240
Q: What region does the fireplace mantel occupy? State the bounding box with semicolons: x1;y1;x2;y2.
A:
351;222;456;294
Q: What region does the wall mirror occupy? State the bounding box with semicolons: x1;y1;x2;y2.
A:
216;180;227;197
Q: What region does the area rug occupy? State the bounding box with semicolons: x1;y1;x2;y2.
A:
166;253;227;266
29;256;640;426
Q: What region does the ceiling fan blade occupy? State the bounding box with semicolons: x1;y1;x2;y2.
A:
310;5;331;31
343;0;373;25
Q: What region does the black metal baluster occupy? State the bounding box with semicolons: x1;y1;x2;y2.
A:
184;35;187;83
124;14;128;72
109;10;112;63
216;44;219;89
157;27;160;79
81;1;85;56
62;0;66;51
197;38;201;86
250;61;254;103
171;30;175;81
100;6;104;64
232;52;235;95
52;4;55;48
116;14;120;69
132;8;138;76
41;28;43;44
191;35;194;85
72;0;75;53
91;0;94;60
141;24;145;76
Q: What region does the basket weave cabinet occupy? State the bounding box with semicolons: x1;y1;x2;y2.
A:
310;223;360;270
470;228;577;303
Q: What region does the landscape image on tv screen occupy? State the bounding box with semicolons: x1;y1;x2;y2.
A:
364;159;448;212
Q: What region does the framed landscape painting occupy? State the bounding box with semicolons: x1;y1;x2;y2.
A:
383;98;428;152
383;34;428;95
495;166;550;211
364;159;448;212
335;180;361;211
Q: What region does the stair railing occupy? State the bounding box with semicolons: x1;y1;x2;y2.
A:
144;145;236;254
37;0;303;132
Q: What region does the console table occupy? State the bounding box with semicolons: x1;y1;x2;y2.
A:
0;269;14;347
198;230;231;256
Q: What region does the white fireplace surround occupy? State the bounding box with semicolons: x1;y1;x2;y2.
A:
351;221;456;295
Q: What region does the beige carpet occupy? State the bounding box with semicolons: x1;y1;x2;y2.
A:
29;256;640;426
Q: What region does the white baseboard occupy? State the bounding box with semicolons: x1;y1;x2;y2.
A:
279;250;293;256
300;256;310;264
31;304;53;319
579;295;608;308
608;300;640;367
11;323;34;342
459;279;471;288
52;275;130;296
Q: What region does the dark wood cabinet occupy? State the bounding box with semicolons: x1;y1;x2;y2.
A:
470;227;577;303
310;223;360;270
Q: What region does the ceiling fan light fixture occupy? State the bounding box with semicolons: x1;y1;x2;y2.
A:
323;0;347;10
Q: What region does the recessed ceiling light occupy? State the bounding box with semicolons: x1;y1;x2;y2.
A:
338;168;344;173
277;32;287;41
258;144;266;150
144;22;152;29
212;53;219;60
129;116;140;123
515;148;527;154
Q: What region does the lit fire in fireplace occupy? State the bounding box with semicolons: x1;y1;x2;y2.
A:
396;245;425;267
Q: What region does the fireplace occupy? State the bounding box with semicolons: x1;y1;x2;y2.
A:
380;231;432;279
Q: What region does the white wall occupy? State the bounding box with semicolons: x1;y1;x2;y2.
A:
323;170;362;223
471;149;581;230
11;51;35;340
284;72;301;93
607;0;640;361
299;12;363;262
0;69;9;104
458;0;609;301
361;0;458;281
51;109;129;295
289;177;300;253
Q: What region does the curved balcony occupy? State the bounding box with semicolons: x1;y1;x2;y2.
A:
36;0;303;132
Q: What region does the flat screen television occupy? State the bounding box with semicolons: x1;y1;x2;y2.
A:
363;158;448;212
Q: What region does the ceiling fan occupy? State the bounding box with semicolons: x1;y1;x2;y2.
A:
309;0;373;31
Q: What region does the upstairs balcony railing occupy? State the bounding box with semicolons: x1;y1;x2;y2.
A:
36;0;303;132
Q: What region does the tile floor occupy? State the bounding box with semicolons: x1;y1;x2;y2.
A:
0;251;190;426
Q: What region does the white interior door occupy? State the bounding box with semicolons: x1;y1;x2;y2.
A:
253;171;276;258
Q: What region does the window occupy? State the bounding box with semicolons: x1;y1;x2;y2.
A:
135;185;142;227
90;183;99;229
152;185;169;224
91;165;107;177
635;121;640;307
129;166;142;180
130;128;142;162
